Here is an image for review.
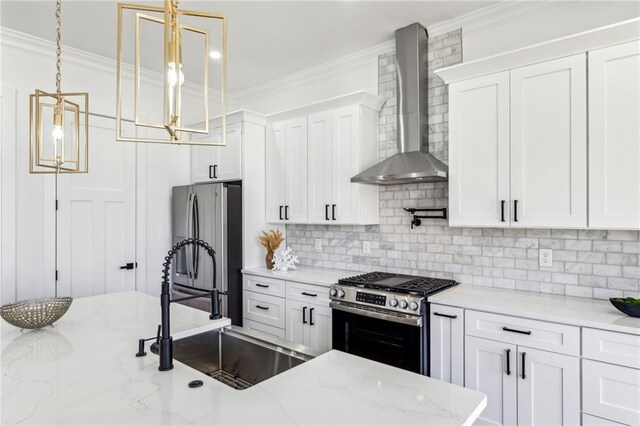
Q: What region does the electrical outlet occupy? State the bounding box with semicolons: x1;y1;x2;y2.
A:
539;249;553;267
362;241;371;255
314;239;322;252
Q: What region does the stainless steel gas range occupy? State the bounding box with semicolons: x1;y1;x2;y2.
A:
330;272;457;375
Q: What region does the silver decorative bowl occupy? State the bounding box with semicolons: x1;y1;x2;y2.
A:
0;297;73;329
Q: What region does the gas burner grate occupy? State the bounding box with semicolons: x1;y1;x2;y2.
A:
338;272;458;296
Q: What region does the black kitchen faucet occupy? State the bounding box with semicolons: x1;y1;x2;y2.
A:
136;238;223;371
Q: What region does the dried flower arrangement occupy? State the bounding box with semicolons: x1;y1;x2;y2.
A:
259;229;285;269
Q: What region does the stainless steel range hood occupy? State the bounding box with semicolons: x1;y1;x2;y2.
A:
351;23;448;185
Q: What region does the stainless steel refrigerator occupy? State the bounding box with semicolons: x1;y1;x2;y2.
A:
171;182;243;325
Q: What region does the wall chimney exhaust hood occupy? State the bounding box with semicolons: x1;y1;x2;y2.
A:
351;23;448;185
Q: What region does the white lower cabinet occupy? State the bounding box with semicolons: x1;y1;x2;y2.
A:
243;318;286;340
430;304;464;386
517;347;580;426
286;299;332;353
583;360;640;426
465;336;518;426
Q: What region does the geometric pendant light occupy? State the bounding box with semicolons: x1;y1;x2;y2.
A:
116;0;227;146
29;0;89;174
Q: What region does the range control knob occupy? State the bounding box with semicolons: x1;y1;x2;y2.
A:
330;288;337;297
409;301;419;311
337;289;345;298
389;298;398;307
399;300;408;309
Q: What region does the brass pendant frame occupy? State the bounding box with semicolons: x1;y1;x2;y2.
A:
116;1;227;146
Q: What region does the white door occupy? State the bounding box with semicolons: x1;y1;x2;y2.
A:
588;40;640;229
430;304;464;386
465;336;517;426
266;121;286;223
191;141;220;183
307;303;332;353
307;111;333;223
215;122;242;181
285;299;307;346
449;72;510;227
583;359;640;425
284;117;308;223
57;116;136;297
517;347;580;426
510;54;587;228
332;106;361;224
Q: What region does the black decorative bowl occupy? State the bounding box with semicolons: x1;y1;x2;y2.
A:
610;298;640;318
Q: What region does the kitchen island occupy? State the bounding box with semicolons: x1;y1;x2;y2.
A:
1;291;486;425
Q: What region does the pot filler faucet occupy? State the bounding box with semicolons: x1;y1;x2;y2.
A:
136;238;223;371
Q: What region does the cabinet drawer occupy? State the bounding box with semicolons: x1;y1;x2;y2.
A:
465;310;579;355
583;414;625;426
243;319;286;340
286;281;330;306
243;291;286;329
583;328;640;369
583;359;640;425
243;274;286;298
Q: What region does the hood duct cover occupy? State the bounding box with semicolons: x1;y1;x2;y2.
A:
351;23;448;185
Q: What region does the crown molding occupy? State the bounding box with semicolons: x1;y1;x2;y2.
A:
0;26;224;100
427;1;571;37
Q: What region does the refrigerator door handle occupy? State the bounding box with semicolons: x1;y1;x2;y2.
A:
185;193;193;285
192;193;200;280
221;186;228;296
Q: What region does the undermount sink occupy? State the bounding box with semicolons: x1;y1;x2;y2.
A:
152;326;317;390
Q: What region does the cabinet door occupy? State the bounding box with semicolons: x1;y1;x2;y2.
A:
285;299;307;346
583;359;640;425
191;141;220;183
430;305;464;386
465;336;517;426
307;111;333;223
215;122;242;181
284;117;308;223
331;106;361;224
517;347;580;426
588;41;640;229
307;304;332;353
510;54;587;228
449;72;510;227
266;121;286;223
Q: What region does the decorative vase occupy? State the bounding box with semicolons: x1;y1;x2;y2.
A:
265;250;275;270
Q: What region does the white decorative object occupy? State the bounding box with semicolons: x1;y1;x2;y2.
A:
272;247;299;271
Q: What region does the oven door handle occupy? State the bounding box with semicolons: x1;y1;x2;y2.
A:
330;302;423;327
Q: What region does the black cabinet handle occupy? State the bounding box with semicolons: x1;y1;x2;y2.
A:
285;205;289;220
433;312;457;319
279;206;283;220
213;165;218;179
303;306;307;324
255;283;269;288
503;326;531;335
325;204;330;221
514;200;518;222
501;200;506;222
255;305;269;310
521;352;526;379
506;349;511;375
332;204;336;220
208;165;214;179
120;262;136;270
301;292;317;297
309;307;315;326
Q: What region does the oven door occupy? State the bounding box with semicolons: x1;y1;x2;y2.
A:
331;302;427;375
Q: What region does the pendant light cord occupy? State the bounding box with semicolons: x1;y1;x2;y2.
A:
55;0;62;95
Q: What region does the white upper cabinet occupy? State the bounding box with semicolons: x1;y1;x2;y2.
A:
449;72;510;227
191;121;242;183
588;40;640;230
266;92;383;225
510;54;587;228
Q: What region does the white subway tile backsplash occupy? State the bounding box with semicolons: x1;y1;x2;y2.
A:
285;29;639;300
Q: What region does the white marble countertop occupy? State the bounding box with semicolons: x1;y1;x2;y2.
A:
430;285;640;335
2;291;486;425
242;265;357;288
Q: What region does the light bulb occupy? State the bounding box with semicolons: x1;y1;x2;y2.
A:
51;125;63;141
168;62;185;87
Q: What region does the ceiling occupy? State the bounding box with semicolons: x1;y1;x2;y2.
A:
1;0;498;92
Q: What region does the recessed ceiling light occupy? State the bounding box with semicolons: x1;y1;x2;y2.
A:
209;50;222;60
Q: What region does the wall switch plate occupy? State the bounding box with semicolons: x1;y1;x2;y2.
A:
314;239;322;252
539;248;553;267
362;241;371;255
